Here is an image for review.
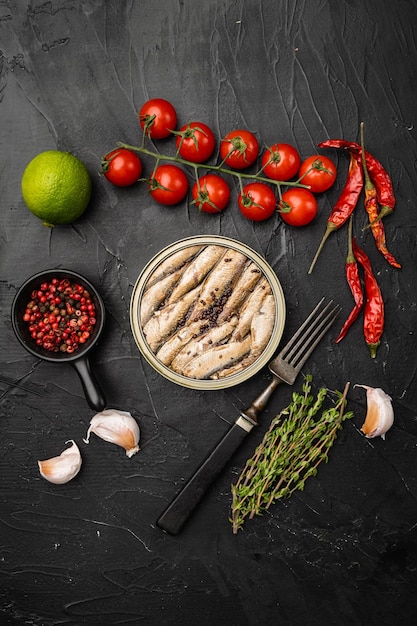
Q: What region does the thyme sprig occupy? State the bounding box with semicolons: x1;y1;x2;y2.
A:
230;376;353;534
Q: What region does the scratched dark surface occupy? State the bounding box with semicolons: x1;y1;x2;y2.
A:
1;1;417;625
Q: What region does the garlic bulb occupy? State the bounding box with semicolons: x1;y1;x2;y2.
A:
355;384;394;440
83;408;140;457
38;440;82;484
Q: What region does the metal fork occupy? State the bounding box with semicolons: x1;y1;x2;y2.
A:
242;297;341;425
157;298;341;535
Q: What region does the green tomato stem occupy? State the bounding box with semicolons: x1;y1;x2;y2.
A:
117;141;310;190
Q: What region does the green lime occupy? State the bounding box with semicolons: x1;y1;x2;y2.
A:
21;150;92;227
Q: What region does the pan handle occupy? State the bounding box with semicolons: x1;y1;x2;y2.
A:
71;356;106;412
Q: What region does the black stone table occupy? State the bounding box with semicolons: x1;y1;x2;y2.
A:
1;2;417;624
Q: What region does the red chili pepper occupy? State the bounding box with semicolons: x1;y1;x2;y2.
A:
318;139;395;220
358;125;401;269
308;151;363;274
335;217;363;343
351;238;384;358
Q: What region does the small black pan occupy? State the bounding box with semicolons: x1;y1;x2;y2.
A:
12;269;106;411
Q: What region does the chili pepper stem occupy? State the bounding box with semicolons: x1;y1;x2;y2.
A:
377;205;394;220
346;213;355;263
308;222;337;274
364;204;394;229
360;123;373;190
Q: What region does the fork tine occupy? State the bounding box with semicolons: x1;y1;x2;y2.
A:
250;298;340;423
288;305;341;369
279;297;328;359
281;299;341;370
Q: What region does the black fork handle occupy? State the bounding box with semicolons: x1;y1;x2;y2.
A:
241;375;282;423
156;414;255;535
156;377;283;535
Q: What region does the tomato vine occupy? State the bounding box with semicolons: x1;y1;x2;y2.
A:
117;141;311;201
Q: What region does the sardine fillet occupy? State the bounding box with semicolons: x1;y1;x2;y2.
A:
231;277;271;341
171;316;239;374
216;261;263;323
143;286;200;352
182;336;251;379
215;294;277;378
250;294;276;356
140;266;186;327
165;245;225;305
189;249;248;319
144;245;202;291
156;319;211;366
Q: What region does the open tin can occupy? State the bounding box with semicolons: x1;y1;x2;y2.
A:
130;235;286;390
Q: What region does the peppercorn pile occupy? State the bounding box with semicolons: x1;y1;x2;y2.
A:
23;278;97;353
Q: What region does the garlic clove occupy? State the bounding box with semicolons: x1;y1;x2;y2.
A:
355;384;394;440
83;408;140;457
38;440;82;484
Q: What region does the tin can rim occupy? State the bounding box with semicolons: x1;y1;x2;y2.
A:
130;235;286;390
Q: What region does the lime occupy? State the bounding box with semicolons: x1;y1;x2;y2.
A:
21;150;92;227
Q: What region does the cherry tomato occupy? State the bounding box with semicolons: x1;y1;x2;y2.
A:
298;155;337;193
220;129;259;170
191;174;230;214
102;149;143;187
175;122;216;163
149;164;188;206
139;98;177;139
279;188;318;226
238;182;276;221
261;143;301;181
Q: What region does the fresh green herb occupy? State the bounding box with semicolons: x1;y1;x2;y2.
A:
230;376;353;533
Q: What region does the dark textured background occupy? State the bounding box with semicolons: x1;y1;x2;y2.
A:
1;1;417;624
